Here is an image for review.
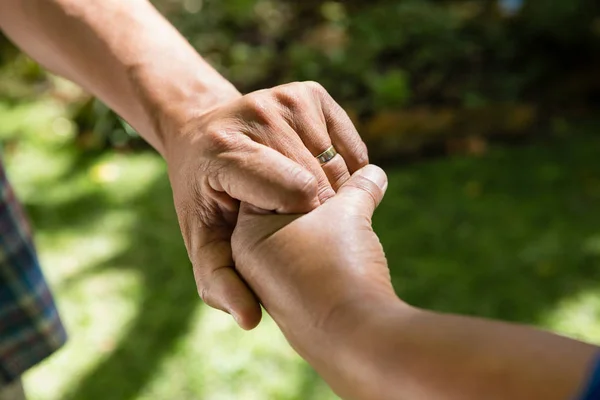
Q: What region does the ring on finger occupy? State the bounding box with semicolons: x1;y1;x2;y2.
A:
315;145;337;165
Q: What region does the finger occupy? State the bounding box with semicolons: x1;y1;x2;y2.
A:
312;82;369;173
321;153;351;191
289;114;351;192
272;83;349;194
336;165;388;218
209;142;320;213
192;231;262;330
258;121;336;203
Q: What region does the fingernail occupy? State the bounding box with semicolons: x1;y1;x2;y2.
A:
357;165;387;191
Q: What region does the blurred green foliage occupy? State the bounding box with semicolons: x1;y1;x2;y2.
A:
1;0;599;155
1;2;600;398
160;0;600;111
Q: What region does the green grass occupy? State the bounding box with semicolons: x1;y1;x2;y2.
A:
2;99;600;399
376;128;600;339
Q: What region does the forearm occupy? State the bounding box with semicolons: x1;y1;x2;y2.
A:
320;303;598;400
0;0;240;156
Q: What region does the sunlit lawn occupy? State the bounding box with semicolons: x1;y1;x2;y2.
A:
2;98;600;399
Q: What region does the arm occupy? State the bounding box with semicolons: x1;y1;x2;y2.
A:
0;0;369;329
0;0;236;156
232;165;599;400
339;302;596;400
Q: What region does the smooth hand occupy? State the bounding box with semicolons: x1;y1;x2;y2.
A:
236;165;600;400
165;82;368;329
231;165;396;350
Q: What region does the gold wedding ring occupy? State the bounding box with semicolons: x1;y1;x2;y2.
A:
316;145;337;165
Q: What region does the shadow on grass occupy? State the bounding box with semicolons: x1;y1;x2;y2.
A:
21;131;600;399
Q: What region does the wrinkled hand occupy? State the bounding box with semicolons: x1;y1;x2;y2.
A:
231;165;395;346
165;82;368;329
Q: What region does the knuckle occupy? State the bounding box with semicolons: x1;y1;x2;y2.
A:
278;81;307;92
242;93;275;125
297;170;318;197
192;262;211;302
198;284;210;303
354;140;370;166
289;167;318;203
197;282;220;311
330;161;351;187
304;80;325;94
204;129;239;154
173;187;211;237
273;86;304;110
317;184;335;203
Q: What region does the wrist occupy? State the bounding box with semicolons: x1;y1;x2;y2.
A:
328;296;415;360
127;55;242;157
287;293;414;396
155;81;241;157
320;299;420;400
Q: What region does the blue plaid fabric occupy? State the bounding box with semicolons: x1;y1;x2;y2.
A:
0;162;66;385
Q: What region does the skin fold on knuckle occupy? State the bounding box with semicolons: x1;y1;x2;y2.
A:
272;83;317;116
273;85;319;130
304;80;326;94
192;258;213;304
198;283;212;304
347;175;381;209
242;93;278;127
354;140;369;167
272;93;328;151
286;166;318;210
193;241;233;301
328;158;350;187
273;85;303;110
207;149;247;195
173;187;210;248
198;126;244;161
179;174;218;223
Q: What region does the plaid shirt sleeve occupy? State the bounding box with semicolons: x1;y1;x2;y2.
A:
0;161;66;386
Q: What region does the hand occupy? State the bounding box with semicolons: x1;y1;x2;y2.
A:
233;166;600;400
164;81;368;329
231;165;396;349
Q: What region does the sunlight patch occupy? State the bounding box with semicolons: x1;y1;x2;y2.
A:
89;153;166;202
91;161;121;183
137;307;340;400
36;226;132;287
23;269;143;400
542;289;600;343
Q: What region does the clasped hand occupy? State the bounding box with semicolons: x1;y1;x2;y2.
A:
231;165;397;359
166;81;369;329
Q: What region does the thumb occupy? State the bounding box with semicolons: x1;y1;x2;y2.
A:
335;165;388;218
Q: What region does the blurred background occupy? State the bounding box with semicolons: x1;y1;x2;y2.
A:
1;0;600;398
